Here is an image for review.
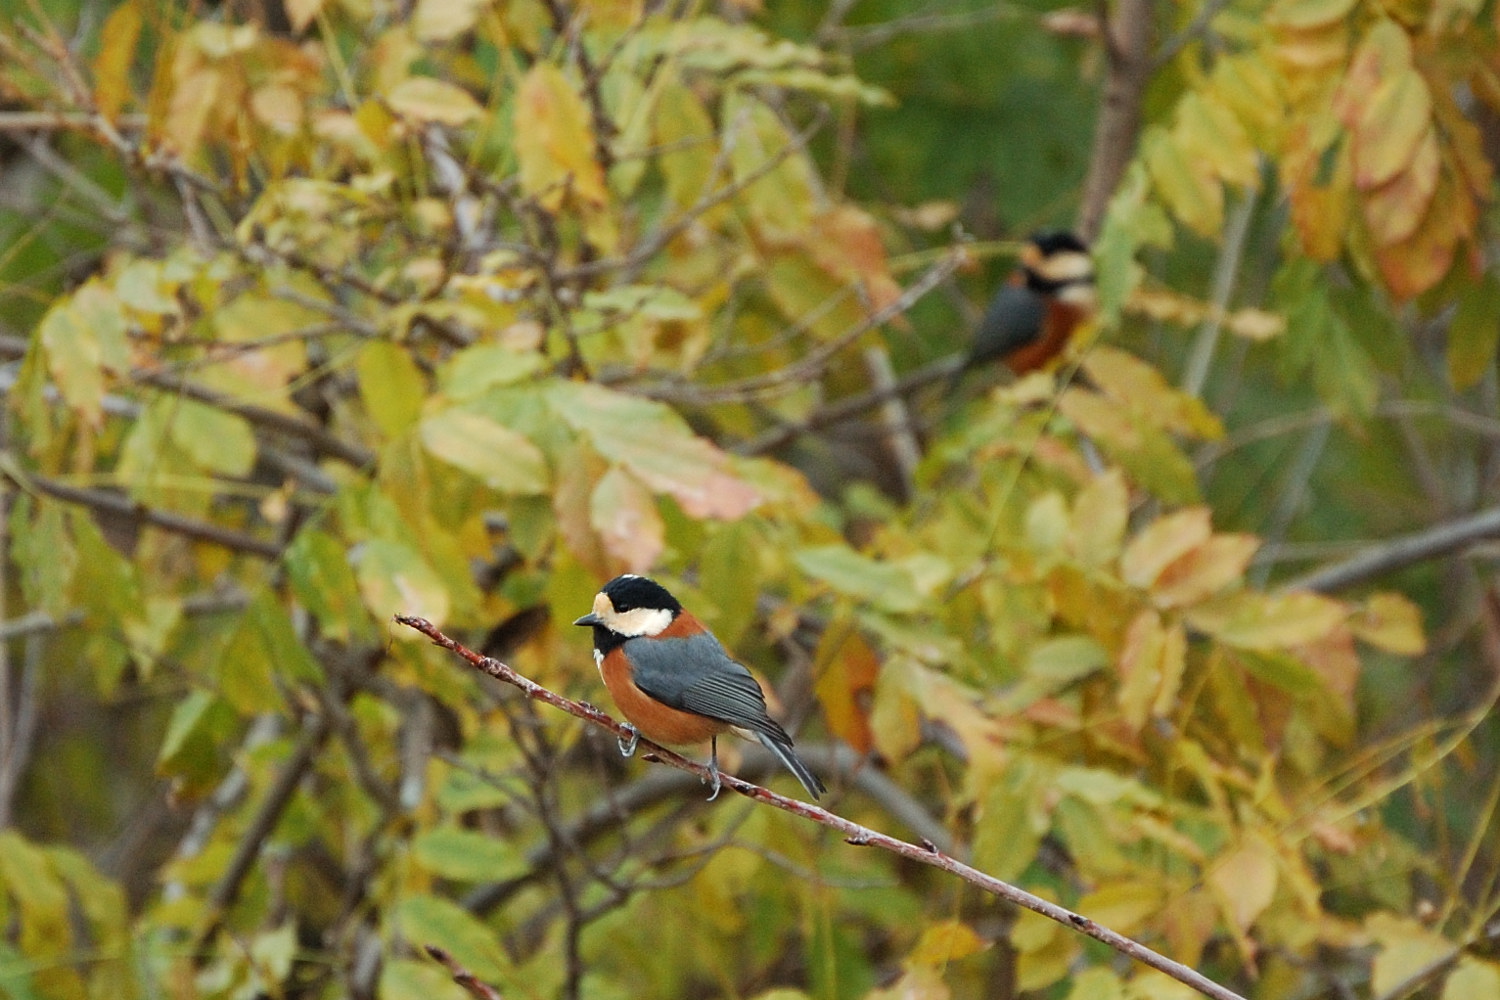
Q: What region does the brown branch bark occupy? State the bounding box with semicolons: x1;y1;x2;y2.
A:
396;614;1248;1000
1075;0;1156;241
425;945;506;1000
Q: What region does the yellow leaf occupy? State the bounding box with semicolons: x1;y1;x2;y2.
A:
284;0;325;31
1121;508;1213;590
357;539;451;629
93;0;142;120
906;920;989;967
590;466;664;574
386;77;483;126
1442;959;1500;1000
653;81;719;214
1069;468;1128;566
1153;534;1260;608
1175;92;1258;191
514;63;608;207
419;409;551;494
1349;592;1426;654
1076;881;1166;935
1208;836;1278;933
1354;69;1433;190
1225;307;1286;341
1117;610;1186;730
1144;127;1223;236
1367;914;1456;997
1268;0;1356;30
1185;590;1345;650
412;0;486;40
251;84;304;135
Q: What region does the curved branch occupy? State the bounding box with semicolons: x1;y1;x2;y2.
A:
396;614;1247;1000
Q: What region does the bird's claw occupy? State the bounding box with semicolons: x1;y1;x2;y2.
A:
617;724;640;758
704;767;722;802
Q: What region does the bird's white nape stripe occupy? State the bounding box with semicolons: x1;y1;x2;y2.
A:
1035;251;1094;284
608;606;674;637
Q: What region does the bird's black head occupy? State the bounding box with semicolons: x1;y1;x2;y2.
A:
1029;230;1089;257
574;574;682;639
600;575;681;614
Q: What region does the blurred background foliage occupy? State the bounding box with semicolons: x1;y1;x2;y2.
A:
0;1;1497;999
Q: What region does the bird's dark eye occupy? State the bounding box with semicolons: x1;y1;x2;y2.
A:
613;602;632;612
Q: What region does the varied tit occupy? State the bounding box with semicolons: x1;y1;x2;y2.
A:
965;230;1096;377
574;575;825;802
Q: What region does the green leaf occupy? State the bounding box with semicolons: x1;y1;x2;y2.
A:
1447;273;1500;391
1026;636;1108;686
794;546;922;613
10;497;75;618
419;408;551;494
355;538;452;626
438;344;546;401
220;593;322;713
158;690;235;776
0;832;72;958
971;760;1045;881
286;528;373;642
168;398;257;477
393;895;508;982
380;959;472;1000
411;827;530;883
358;341;427;438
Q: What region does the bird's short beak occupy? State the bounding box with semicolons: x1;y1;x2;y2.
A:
573;613;602;627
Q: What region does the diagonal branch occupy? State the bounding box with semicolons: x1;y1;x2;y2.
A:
395;614;1247;1000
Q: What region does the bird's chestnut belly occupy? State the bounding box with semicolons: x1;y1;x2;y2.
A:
600;655;727;746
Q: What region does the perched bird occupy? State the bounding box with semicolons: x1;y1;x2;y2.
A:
574;575;825;801
964;230;1096;377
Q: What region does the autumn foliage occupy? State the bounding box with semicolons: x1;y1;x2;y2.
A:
0;1;1497;999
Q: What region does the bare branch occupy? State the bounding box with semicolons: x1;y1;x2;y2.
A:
1076;0;1156;241
195;712;332;950
1283;506;1500;594
11;470;284;559
396;614;1248;1000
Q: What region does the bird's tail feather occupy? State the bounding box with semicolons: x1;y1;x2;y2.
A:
756;731;826;800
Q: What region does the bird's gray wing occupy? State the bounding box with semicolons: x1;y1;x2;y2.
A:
623;632;783;736
971;284;1045;365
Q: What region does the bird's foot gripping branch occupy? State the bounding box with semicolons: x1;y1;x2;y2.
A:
395;614;1248;1000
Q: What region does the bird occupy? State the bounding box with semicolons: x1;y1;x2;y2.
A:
963;229;1097;378
574;574;825;801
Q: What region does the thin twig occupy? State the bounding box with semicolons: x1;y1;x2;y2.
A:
11;470;283;559
195;712;332;951
648;250;963;406
424;945;506;1000
1283;505;1500;594
396;614;1247;1000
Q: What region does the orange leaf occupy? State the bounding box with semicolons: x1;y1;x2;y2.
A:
1121;508;1213;590
93;0;143;120
813;629;878;754
590;466;664;574
1153;534;1260;608
808;206;903;313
